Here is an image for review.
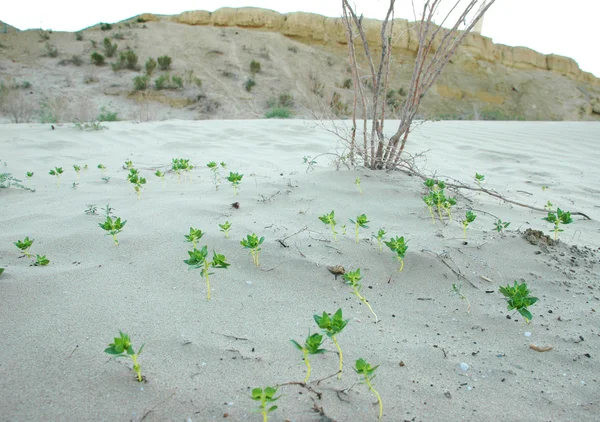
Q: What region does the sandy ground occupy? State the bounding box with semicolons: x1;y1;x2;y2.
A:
1;120;599;421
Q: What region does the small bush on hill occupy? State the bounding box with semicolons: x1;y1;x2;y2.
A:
100;23;112;31
265;107;291;118
145;57;157;75
112;50;140;71
245;78;256;92
103;37;117;58
113;32;125;40
44;43;58;58
98;106;118;121
75;32;83;41
154;74;183;90
250;60;261;75
133;75;149;91
91;52;105;66
157;55;172;71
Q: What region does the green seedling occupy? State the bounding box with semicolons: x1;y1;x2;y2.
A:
0;268;4;277
385;236;408;272
355;358;383;420
542;185;548;191
14;236;34;257
127;168;146;199
423;179;455;222
355;177;363;194
241;233;265;266
543;208;573;240
219;221;232;238
185;227;204;249
349;214;369;244
251;386;280;422
494;219;510;236
26;171;34;179
104;331;145;382
154;170;165;189
227;172;243;195
85;204;97;215
314;308;349;379
33;254;50;266
184;245;230;300
102;176;111;183
102;203;115;218
99;216;127;245
543;200;553;211
474;172;485;188
318;210;337;241
49;167;64;186
302;155;317;172
71;182;79;190
98;164;106;174
343;269;378;322
422;194;436;224
290;332;326;383
462;211;477;241
124;160;133;169
171;158;193;183
374;229;386;252
83;164;88;171
73;165;81;179
451;282;470;314
207;161;222;190
499;280;538;322
341;225;347;235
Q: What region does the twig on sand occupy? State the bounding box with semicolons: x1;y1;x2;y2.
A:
211;331;248;341
422;249;478;289
278;371;340;400
277;226;308;247
140;390;177;421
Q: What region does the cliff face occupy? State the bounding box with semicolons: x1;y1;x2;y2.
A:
167;7;598;86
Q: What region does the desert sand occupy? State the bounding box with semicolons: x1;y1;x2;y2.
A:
1;119;599;421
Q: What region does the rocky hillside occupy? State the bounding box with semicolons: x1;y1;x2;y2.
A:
0;7;599;123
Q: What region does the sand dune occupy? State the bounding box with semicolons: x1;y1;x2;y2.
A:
1;120;599;421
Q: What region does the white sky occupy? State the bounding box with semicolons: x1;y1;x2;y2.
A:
3;0;598;77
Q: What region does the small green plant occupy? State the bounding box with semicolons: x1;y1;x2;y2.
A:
451;282;470;314
102;203;115;218
74;121;107;131
245;78;256;92
343;269;377;322
127;168;146;199
26;171;34;179
240;233;265;267
171;158;193;183
98;106;118;122
319;210;338;241
75;31;83;41
250;60;261;75
474;172;485;188
145;57;157;75
104;331;144;382
314;308;348;379
185;227;204;249
384;236;408;272
49;167;64;186
494;219;510;236
227;172;243;195
219;221;232;238
423;179;456;222
302;156;317;172
350;214;369;244
355;177;362;194
290;332;326;383
99;216;127;245
124;160;133;169
34;254;50;266
98;164;106;174
100;23;113;31
0;268;4;277
103;37;117;58
157;55;172;70
499;280;538;322
544;200;553;211
184;246;230;300
207;161;224;189
85;204;98;215
265;107;291;118
112;50;140;72
154;170;165;188
355;358;383;419
73;165;81;178
251;387;280;422
14;237;34;257
462;211;477;241
133;75;149;91
373;229;386;252
543;208;573;241
43;43;58;58
91;52;105;66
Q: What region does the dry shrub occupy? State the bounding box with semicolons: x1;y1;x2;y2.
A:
1;90;36;123
130;93;161;122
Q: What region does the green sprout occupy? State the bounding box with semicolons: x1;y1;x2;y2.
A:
171;158;193;183
241;233;265;266
318;210;337;241
423;179;455;222
26;171;34;179
343;269;378;323
355;358;383;420
49;167;64;186
34;254;50;266
474;172;485;188
0;268;4;277
349;214;369;244
314;308;349;379
14;236;34;257
494;219;510;236
251;386;280;422
98;164;106;174
207;161;222;190
422;194;436;224
127;168;146;199
543;208;573;241
373;229;386;252
499;280;538;322
355;177;363;194
543;200;553;211
73;165;81;179
219;221;232;238
227;172;243;195
290;332;326;383
83;164;88;171
184;227;204;249
184;245;230;300
124;160;133;169
155;170;165;188
341;225;347;235
462;211;477;241
99;216;127;245
451;282;470;314
104;331;145;382
384;236;408;272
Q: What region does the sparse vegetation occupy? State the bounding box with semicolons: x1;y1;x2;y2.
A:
154;74;183;90
43;43;58;58
265;107;291;119
245;78;256;92
309;73;325;97
250;60;261;75
330;92;349;116
157;55;172;71
91;52;105;66
133;75;149;91
288;46;298;53
38;30;51;41
145;57;157;75
71;55;83;66
97;106;118;122
75;31;83;41
103;37;117;58
100;23;113;31
112;50;140;71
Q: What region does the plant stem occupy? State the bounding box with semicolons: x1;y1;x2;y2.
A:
233;184;238;195
112;234;118;246
377;238;382;252
365;377;383;419
445;206;452;221
131;354;142;382
330;224;337;241
353;286;378;323
204;260;211;300
428;207;435;224
397;256;404;272
355;224;359;244
261;406;268;422
437;204;444;222
332;335;343;379
463;224;468;241
303;348;311;383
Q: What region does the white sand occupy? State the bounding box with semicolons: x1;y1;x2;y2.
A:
1;120;599;421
